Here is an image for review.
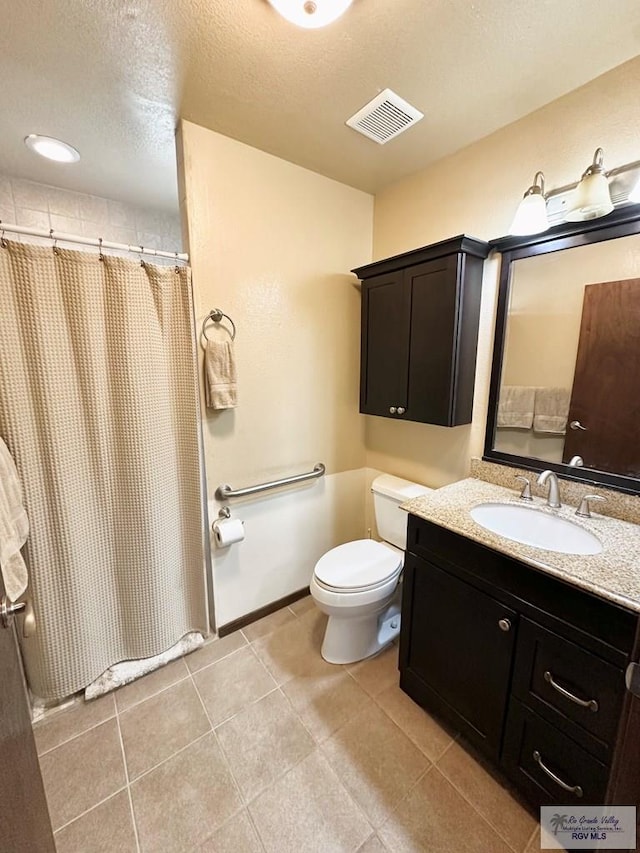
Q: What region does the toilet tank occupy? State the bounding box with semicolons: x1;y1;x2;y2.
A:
371;474;432;550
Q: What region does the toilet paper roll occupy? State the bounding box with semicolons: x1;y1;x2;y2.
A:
213;517;245;547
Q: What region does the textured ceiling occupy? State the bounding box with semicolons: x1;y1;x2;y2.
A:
2;0;640;212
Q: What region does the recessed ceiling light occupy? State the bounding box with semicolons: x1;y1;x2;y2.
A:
24;134;80;163
268;0;353;29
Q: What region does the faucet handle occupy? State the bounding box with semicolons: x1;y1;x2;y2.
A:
514;475;533;501
575;494;607;519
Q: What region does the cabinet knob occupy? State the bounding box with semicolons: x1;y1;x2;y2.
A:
397;407;406;415
498;618;511;632
389;406;397;414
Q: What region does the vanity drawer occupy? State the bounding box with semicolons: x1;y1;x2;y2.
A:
512;618;625;760
503;699;609;807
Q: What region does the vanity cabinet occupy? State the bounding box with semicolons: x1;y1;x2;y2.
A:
400;514;640;817
353;235;489;427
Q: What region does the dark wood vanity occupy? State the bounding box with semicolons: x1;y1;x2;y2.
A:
400;514;640;833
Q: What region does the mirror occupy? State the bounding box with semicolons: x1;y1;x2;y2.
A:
485;207;640;494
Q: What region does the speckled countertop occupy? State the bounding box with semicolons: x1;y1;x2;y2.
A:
401;478;640;614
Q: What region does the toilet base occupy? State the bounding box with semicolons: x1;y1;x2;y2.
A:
320;598;401;665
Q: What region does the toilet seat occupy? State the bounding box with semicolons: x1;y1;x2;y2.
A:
313;539;402;592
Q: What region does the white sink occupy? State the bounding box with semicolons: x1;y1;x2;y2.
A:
470;503;603;555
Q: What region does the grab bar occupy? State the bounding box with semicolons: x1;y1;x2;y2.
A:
216;463;325;500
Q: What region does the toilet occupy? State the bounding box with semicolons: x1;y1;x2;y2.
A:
310;474;432;664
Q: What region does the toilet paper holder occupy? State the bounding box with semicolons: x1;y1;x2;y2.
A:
217;506;231;521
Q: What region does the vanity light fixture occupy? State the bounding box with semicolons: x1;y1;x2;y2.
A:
267;0;353;28
564;147;614;222
509;171;549;236
24;134;80;163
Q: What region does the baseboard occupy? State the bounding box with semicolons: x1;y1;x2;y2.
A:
217;587;311;637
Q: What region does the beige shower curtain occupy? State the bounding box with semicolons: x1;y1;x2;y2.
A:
0;240;208;701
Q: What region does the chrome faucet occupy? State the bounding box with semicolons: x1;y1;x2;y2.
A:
537;470;561;509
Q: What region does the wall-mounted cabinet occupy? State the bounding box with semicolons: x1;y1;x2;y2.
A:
353;235;489;427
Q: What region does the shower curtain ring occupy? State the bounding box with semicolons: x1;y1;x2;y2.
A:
0;224;6;249
174;251;180;274
98;237;104;262
50;229;60;256
139;246;146;268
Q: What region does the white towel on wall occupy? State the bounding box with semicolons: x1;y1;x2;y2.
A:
0;437;29;602
533;387;571;434
497;386;535;429
204;339;238;410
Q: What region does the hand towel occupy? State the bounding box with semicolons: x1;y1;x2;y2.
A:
497;386;535;429
204;339;238;410
0;437;29;602
533;387;571;434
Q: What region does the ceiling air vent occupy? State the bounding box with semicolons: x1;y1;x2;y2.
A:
346;89;424;145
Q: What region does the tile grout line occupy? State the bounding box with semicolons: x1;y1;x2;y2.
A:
36;709;118;757
433;759;531;853
187;666;266;851
52;785;129;836
114;697;141;853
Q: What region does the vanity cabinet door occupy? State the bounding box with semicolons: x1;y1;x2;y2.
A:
400;553;517;759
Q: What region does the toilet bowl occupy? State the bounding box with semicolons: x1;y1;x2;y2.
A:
310;474;431;664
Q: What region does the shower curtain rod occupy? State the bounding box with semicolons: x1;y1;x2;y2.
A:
0;220;189;262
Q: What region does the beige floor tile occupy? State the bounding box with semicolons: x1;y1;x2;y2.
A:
217;689;314;800
185;631;247;673
282;663;372;743
378;767;513;853
198;809;264;852
39;718;126;831
114;657;189;712
322;703;429;827
131;733;242;852
119;678;211;779
358;835;389;853
249;751;372;853
376;684;455;761
53;790;137;853
33;693;115;755
288;595;315;617
347;642;399;697
242;607;297;642
193;646;276;726
437;740;537;852
252;609;327;685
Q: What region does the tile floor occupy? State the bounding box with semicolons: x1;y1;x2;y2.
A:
35;596;541;853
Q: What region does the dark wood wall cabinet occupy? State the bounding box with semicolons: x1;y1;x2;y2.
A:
400;515;640;826
353;235;489;426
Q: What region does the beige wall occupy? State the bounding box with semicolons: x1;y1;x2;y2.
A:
369;56;640;488
178;121;373;625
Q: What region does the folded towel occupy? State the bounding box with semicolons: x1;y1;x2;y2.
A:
533;387;571;434
204;339;238;410
497;386;535;429
0;438;29;602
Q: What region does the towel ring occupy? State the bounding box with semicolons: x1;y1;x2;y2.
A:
201;309;236;344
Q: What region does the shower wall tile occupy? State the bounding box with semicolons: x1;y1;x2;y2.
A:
0;173;182;259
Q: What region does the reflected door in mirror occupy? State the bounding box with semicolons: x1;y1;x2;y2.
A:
563;278;640;476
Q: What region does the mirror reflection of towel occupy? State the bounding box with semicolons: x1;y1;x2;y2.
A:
533;387;570;434
497;386;535;429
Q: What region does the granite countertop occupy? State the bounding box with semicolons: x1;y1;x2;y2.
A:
401;478;640;614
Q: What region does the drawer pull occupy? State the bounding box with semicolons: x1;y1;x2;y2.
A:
532;750;583;798
543;671;599;712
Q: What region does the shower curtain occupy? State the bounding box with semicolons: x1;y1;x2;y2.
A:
0;240;208;701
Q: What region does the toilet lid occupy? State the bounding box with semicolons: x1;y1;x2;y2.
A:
314;539;402;590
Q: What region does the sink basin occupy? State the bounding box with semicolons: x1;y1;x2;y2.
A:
470;503;602;555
